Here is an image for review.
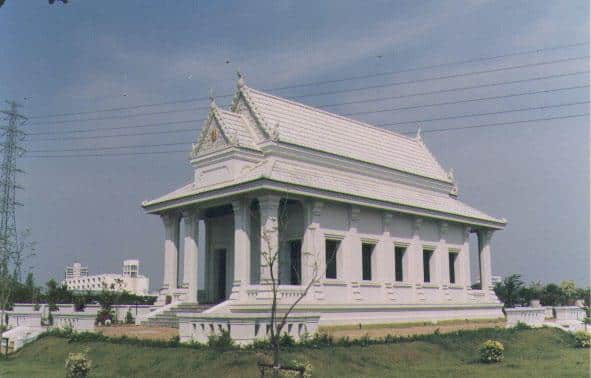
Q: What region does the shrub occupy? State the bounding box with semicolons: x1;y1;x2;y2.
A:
207;330;233;350
574;331;591;348
65;350;92;378
479;340;504;363
279;333;295;347
95;309;113;326
125;310;134;324
514;321;531;330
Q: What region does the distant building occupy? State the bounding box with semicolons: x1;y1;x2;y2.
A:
64;262;88;280
62;259;150;295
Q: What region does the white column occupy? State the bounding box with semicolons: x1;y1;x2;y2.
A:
478;229;493;292
378;212;393;282
461;226;471;287
346;206;362;282
410;217;423;284
182;210;200;303
438;222;449;285
259;194;281;284
232;198;250;286
302;200;323;284
162;213;180;291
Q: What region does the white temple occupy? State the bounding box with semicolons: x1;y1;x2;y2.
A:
141;74;506;344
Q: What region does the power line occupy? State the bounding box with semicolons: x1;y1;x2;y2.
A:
28;53;589;122
29;107;200;126
27;67;589;130
26;81;588;137
318;70;588;108
27;96;589;143
26;100;589;152
399;112;588;135
24;112;588;159
374;100;589;127
29;141;189;153
290;55;588;100
27;150;189;159
28;119;200;136
343;84;589;117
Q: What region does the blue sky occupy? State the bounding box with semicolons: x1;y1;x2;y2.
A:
0;0;588;288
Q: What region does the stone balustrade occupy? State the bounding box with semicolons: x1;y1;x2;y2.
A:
52;313;96;331
504;307;546;327
554;306;585;322
7;311;42;328
178;312;320;346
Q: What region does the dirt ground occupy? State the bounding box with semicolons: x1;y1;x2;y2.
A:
95;320;505;342
97;325;178;340
320;319;506;340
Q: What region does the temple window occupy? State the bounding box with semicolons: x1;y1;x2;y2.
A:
325;239;340;279
423;249;433;283
395;246;406;282
448;251;459;284
362;243;375;281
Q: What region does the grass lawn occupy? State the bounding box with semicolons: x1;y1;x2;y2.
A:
0;328;588;377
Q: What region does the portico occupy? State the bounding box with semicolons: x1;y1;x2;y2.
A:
142;73;506;335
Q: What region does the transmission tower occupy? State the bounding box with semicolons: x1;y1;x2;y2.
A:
0;101;26;282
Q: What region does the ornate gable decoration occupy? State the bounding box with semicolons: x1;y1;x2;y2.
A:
191;106;232;158
230;72;273;141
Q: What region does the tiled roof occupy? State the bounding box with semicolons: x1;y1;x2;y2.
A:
215;109;259;150
245;87;452;183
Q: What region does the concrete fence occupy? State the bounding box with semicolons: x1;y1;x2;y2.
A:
178;312;320;346
504;307;546;327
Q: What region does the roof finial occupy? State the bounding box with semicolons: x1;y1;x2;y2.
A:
448;168;455;181
209;88;216;109
416;124;422;141
236;70;245;89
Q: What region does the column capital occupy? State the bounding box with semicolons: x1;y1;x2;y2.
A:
413;217;423;235
463;226;471;242
258;194;281;213
161;212;180;227
350;205;361;226
439;221;449;239
479;229;494;244
311;200;324;217
231;198;244;213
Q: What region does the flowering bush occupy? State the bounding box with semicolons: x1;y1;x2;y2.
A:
479;340;504;363
574;331;590;348
65;350;92;378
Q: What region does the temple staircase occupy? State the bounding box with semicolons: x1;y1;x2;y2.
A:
139;302;212;328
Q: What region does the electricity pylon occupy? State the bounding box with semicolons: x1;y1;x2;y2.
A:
0;101;27;282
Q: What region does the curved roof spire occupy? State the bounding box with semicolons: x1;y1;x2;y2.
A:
208;88;217;109
236;70;245;89
415;124;422;141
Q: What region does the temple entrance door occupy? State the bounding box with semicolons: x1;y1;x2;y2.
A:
214;248;227;302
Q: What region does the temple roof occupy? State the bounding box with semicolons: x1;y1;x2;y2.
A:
244;87;451;183
144;76;506;227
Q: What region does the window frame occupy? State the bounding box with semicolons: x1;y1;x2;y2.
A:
324;238;341;280
422;248;434;283
361;242;375;281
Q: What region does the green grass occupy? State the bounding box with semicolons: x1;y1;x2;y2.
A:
0;328;588;377
319;317;504;331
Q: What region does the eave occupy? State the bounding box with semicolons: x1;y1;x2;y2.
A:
142;178;506;230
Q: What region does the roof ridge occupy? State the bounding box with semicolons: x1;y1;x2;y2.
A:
247;86;418;143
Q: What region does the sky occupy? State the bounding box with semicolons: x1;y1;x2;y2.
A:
0;0;588;289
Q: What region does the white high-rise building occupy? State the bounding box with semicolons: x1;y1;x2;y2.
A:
64;262;88;280
62;260;150;296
